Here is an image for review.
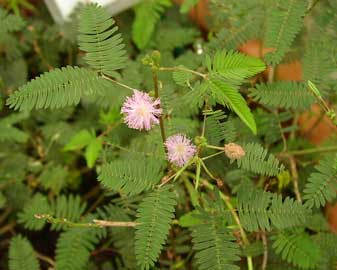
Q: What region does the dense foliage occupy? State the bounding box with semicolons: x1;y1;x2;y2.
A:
1;0;337;270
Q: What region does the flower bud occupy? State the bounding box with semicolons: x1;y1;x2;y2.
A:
224;143;245;160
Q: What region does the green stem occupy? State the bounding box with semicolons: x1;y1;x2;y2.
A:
287;145;337;156
201;180;253;270
159;66;207;79
101;74;134;91
202;150;225;161
152;69;167;145
206;144;224;151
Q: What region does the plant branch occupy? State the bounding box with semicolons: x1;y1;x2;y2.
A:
287;145;337;156
152;70;167;145
261;232;268;270
34;214;138;228
159;66;207;79
288;155;302;202
202;180;254;270
35;251;55;267
102;74;134;91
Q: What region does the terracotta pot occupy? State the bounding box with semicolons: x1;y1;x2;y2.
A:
173;0;209;30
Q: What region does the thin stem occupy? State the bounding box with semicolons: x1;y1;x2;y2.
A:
35;251;55;267
201;150;225;161
93;219;139;227
202;180;253;270
159;66;207;79
152;70;167;145
288;156;302;202
200;159;218;182
306;0;320;14
287;145;337;156
34;214;138;228
261;232;268;270
205;144;224;151
0;221;15;235
102;74;134;91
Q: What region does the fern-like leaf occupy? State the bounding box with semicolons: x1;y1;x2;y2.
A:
0;8;25;33
132;0;172;49
303;155;337;209
191;210;240;270
207;50;266;83
238;185;310;232
98;157;164;195
78;4;127;77
250;81;315;110
272;230;321;269
7;66;109;111
204;110;237;145
55;228;98;270
303;37;334;88
264;0;306;65
50;195;87;231
9;235;40;270
237;143;284;176
135;186;177;270
18;193;51;230
208;77;257;134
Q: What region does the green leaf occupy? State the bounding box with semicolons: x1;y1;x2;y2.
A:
180;0;199;13
208;50;266;82
63;130;94;151
135;186;177;269
9;235;40;270
85;138;103;168
18;193;51;230
272;230;321;269
7;66;110;111
264;0;306;65
179;210;202;227
132;0;171;49
78;4;127;77
208;77;257;134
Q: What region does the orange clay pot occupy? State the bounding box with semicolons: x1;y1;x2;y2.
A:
172;0;209;30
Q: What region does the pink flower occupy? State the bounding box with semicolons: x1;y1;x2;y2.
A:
121;90;162;131
165;134;196;167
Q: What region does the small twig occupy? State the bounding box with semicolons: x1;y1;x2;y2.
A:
201;150;225;161
34;214;138;228
101;74;134;91
159;66;207;79
92;219;138;227
261;232;268;270
286;145;337;156
306;0;320;14
35;251;55;267
0;221;15;235
288;156;302;202
0;207;12;225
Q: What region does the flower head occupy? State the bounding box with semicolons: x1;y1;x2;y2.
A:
121;90;162;131
224;143;245;160
165;134;196;167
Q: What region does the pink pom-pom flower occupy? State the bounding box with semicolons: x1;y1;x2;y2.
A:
121;90;162;131
165;134;197;167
